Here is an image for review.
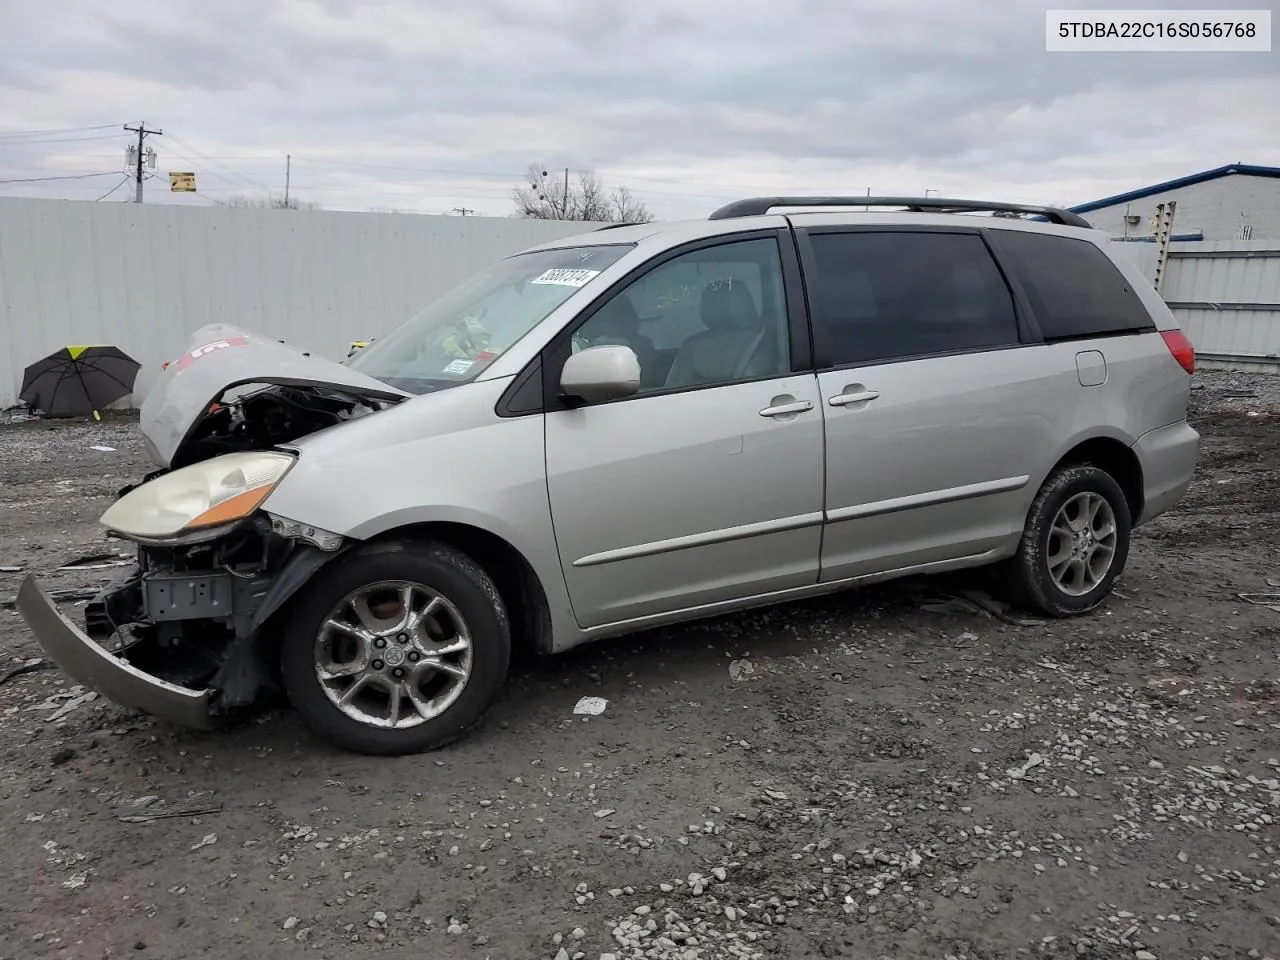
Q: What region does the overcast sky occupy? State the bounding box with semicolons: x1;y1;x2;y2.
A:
0;0;1276;219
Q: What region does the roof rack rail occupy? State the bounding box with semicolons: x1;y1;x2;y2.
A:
707;196;1092;229
594;222;636;231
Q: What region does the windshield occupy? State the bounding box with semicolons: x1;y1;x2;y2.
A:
347;243;632;393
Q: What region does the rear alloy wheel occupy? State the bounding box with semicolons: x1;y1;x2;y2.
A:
281;541;510;755
1006;465;1132;617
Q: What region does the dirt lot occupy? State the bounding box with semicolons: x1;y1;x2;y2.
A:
1;371;1278;960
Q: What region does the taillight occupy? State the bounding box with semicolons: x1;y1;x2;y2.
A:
1160;329;1195;374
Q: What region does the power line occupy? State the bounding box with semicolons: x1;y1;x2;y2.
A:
0;133;128;148
165;133;271;193
0;123;122;140
0;170;119;184
94;175;132;201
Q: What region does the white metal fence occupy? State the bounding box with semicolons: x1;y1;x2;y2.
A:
1110;239;1280;373
0;199;592;407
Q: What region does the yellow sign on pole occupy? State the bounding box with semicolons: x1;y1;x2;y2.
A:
169;172;197;192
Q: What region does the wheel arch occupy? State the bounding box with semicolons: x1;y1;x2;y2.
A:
361;521;556;658
1044;435;1145;520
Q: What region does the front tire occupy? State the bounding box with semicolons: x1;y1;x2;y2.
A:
281;540;510;755
1005;465;1132;617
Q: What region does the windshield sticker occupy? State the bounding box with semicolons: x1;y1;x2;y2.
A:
530;268;601;288
443;358;474;375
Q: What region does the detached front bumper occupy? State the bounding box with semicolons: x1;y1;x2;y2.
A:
15;575;216;730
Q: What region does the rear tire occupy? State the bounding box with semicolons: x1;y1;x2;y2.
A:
280;539;510;755
1005;465;1131;617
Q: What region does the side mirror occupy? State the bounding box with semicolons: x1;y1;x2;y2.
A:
559;345;641;404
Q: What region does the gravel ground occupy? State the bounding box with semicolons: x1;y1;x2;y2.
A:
1;369;1278;960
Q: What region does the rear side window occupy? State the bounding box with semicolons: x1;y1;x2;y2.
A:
987;231;1156;341
805;231;1020;366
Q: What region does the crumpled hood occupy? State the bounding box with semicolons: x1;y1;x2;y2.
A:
140;324;409;468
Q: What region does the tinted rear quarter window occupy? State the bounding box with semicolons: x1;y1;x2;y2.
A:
987;230;1156;341
805;231;1020;366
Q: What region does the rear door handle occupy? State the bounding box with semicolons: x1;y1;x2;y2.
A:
759;400;814;418
828;390;880;407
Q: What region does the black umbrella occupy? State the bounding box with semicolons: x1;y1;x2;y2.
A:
19;345;142;420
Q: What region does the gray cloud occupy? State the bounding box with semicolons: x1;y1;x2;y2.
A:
0;0;1276;217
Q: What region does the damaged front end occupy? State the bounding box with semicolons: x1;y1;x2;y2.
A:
17;523;343;728
16;324;407;729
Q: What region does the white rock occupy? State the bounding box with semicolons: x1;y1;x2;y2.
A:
372;911;387;925
282;917;298;930
711;867;727;881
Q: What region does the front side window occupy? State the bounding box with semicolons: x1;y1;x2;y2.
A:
572;237;792;391
806;231;1020;367
348;244;631;393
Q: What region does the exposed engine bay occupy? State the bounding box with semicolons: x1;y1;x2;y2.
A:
171;385;380;467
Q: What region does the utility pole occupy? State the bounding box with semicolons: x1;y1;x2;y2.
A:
284;154;291;208
452;206;475;216
123;121;162;203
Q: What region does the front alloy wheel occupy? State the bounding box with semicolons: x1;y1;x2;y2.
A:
282;541;510;755
317;582;473;729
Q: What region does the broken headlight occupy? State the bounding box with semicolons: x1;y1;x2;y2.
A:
100;451;296;544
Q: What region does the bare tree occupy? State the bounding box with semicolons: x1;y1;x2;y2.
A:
215;192;319;210
513;164;654;224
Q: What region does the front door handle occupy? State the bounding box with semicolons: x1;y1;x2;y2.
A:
828;390;880;407
759;400;814;418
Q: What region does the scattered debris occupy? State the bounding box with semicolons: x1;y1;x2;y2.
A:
0;658;53;685
47;691;97;722
0;565;22;573
88;445;117;452
58;551;130;571
1007;752;1046;780
728;659;756;681
117;793;223;823
573;696;609;716
1237;592;1280;609
190;833;217;851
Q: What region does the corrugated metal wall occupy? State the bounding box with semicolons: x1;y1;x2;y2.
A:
1111;239;1280;373
0;198;593;407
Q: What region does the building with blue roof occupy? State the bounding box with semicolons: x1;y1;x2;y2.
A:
1065;164;1280;241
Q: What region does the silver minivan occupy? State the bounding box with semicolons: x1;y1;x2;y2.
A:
17;196;1201;755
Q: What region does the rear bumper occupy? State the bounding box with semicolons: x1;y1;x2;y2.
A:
1132;419;1201;525
15;575;215;730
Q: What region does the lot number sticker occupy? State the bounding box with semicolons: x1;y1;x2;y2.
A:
529;268;601;287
